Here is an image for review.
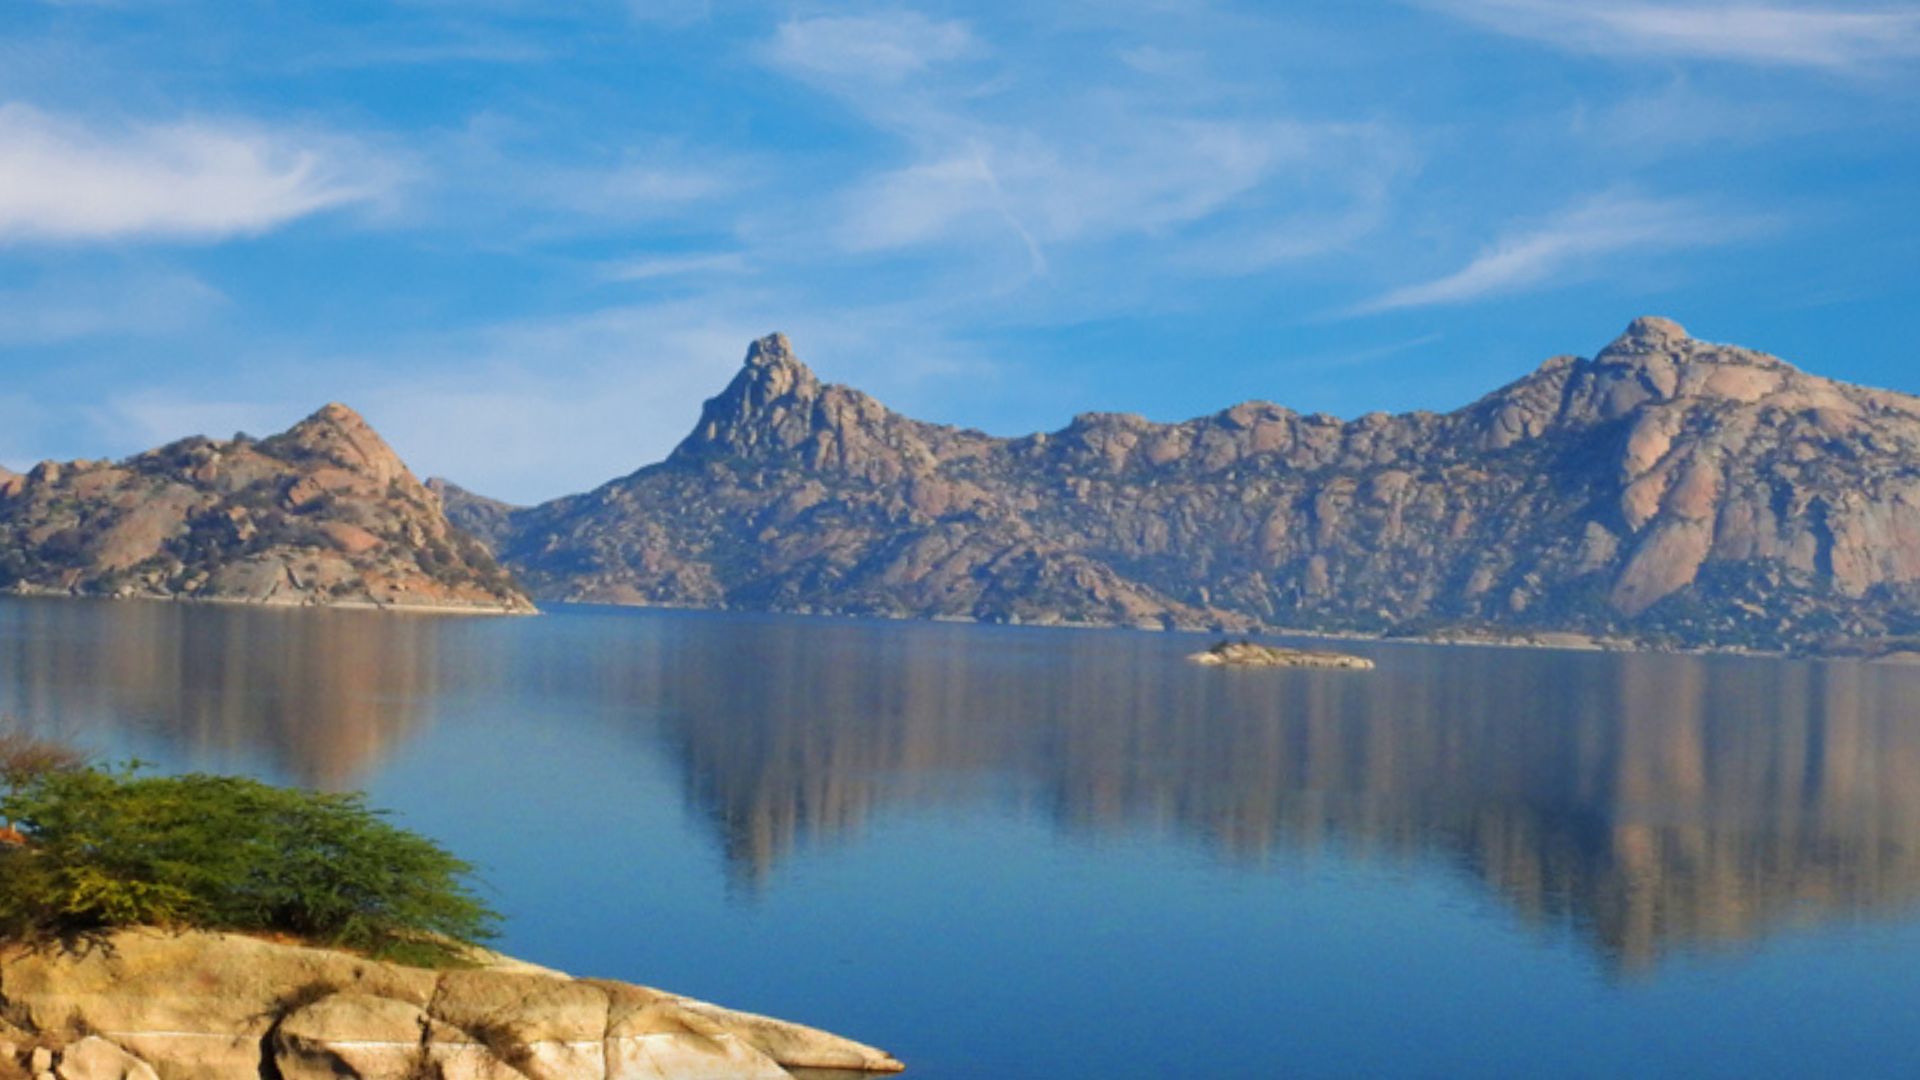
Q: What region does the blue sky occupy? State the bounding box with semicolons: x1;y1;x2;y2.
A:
0;1;1915;503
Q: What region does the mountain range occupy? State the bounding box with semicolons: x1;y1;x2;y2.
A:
6;317;1919;655
440;317;1920;655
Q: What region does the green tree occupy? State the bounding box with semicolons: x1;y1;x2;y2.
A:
0;765;497;967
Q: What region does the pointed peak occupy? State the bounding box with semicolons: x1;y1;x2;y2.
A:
274;402;408;485
671;335;826;463
745;332;797;367
737;333;820;392
1603;316;1690;358
731;332;820;400
305;402;371;430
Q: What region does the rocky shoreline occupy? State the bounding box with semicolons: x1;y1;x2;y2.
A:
0;929;902;1079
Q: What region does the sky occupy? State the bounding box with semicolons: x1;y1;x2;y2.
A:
0;1;1915;504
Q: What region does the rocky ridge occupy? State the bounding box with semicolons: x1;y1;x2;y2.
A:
0;406;532;613
0;929;900;1079
460;320;1920;653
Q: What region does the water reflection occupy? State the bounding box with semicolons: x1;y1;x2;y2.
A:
0;597;444;788
637;622;1920;969
3;597;1920;968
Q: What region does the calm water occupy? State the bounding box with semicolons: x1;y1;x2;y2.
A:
4;597;1920;1077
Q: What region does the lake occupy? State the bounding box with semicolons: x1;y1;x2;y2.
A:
3;596;1919;1078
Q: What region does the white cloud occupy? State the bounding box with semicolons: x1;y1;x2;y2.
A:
832;116;1390;274
0;104;398;244
1570;81;1826;147
603;251;751;282
763;12;979;83
754;13;1412;284
94;396;295;451
518;155;749;225
1428;1;1920;69
0;269;225;345
1351;193;1768;313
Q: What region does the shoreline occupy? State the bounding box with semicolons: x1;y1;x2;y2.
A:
536;596;1898;666
1;586;1905;665
2;584;536;618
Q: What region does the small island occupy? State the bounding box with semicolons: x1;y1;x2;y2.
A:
1188;640;1376;671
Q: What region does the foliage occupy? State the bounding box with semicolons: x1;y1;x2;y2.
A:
0;729;87;791
0;764;497;966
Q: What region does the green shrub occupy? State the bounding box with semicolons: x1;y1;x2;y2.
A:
0;766;497;966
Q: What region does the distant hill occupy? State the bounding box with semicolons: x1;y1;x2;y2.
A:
0;404;532;613
453;318;1920;654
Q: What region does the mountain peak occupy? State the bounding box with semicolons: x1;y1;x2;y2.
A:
746;332;797;367
277;402;409;487
672;335;825;462
1602;316;1690;358
312;401;368;425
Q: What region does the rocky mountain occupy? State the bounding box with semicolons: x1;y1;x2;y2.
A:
0;404;533;613
467;319;1920;653
428;476;523;554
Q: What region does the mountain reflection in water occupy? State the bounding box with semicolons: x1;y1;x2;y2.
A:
2;596;1918;969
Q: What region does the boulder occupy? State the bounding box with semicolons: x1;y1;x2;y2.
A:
53;1037;158;1080
0;930;903;1080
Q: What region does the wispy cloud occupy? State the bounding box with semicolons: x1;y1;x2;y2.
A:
0;104;400;244
756;12;1412;284
602;251;751;282
448;119;754;229
762;12;980;83
551;160;739;215
835;119;1373;264
93;396;296;452
0;268;225;345
1350;193;1770;313
1427;1;1920;69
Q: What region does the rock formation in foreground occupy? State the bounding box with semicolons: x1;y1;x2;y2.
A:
0;929;901;1079
0;405;532;613
461;319;1920;654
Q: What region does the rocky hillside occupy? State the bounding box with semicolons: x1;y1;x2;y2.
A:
474;319;1920;653
429;476;523;555
0;928;900;1079
0;405;532;613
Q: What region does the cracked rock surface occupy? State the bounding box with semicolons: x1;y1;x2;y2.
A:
0;929;901;1079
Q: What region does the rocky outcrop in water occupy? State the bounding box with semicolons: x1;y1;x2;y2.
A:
0;929;901;1079
1188;641;1374;669
0;406;532;613
471;320;1920;653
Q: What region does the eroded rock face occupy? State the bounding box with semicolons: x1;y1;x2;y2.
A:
0;929;901;1080
482;322;1920;653
0;405;532;613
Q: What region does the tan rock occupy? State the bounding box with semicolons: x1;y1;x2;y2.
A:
0;403;534;614
52;1037;157;1080
0;931;902;1080
317;521;383;556
272;993;433;1080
